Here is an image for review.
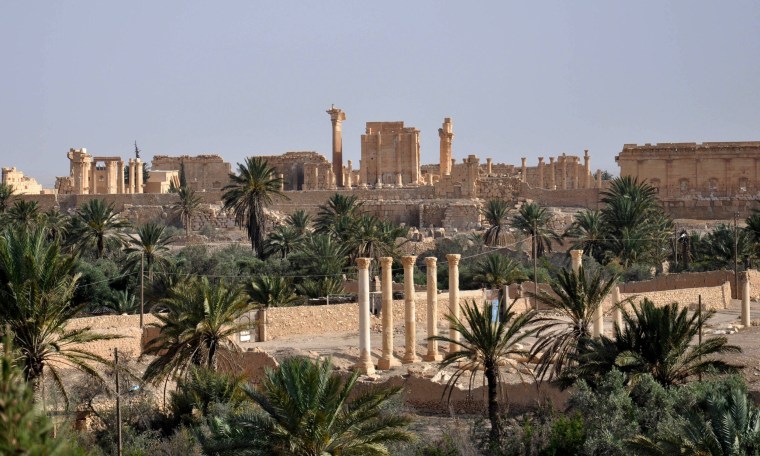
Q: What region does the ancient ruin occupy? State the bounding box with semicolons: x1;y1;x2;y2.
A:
152;154;232;192
1;167;45;194
360;121;421;187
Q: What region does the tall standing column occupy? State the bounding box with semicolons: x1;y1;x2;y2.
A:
354;258;375;375
423;257;442;361
377;257;399;369
741;271;751;327
573;157;580;189
128;159;135;194
117;160;124;194
327;106;346;188
570;249;583;274
346;160;353;187
439;118;454;177
447;254;461;353
402;256;420;363
538;157;545;188
135;158;144;193
612;286;623;331
584;150;591;189
89;161;97;194
549;157;556;189
562;155;569;189
596;169;602;189
521;157;527;183
486;158;493;175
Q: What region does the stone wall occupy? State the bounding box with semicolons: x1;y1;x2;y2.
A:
618;283;731;311
152;155;231;192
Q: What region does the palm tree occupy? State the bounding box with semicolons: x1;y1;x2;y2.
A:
172;186;202;237
6;200;40;230
222;157;285;257
245;276;299;308
511;202;561;257
481;199;512;247
315;193;364;237
0;228;119;399
350;215;407;263
627;385;760;455
40;208;70;243
202;357;413;455
573;300;741;387
0;332;70;454
470;253;526;290
143;278;252;384
69;199;130;258
263;225;303;259
290;234;349;278
104;290;139;315
704;223;752;269
295;277;346;299
430;300;538;443
285;209;312;235
563;209;606;261
0;183;15;214
529;267;620;381
122;222;174;282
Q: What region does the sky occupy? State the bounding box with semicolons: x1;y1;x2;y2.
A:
2;1;759;187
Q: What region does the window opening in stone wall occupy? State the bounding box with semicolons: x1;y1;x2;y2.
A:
708;178;719;194
679;179;689;193
650;178;660;193
739;178;748;193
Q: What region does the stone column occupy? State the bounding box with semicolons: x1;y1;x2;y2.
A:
538;157;545;188
423;257;442;361
486;158;493;175
596;169;602;189
354;258;375;375
584;150;591;189
439;118;454;177
346;160;353;187
570;249;583;275
89;161;97;194
127;159;134;194
612;286;623;331
549;157;556;189
741;271;751;327
135;158;144;193
562;155;568;189
377;257;399;370
327;106;346;188
521;157;527;183
447;254;461;353
117;160;124;194
573;157;580;189
396;173;403;187
402;256;420;363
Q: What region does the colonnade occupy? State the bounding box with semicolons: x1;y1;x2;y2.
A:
353;254;461;374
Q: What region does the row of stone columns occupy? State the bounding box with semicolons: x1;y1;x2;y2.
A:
354;254;461;374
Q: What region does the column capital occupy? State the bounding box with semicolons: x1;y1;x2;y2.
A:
356;258;372;270
326;105;346;123
446;254;461;266
379;257;393;267
424;256;437;267
570;249;584;260
401;255;417;267
740;270;750;281
538;157;544;163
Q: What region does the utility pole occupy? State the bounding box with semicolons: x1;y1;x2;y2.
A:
140;252;145;329
115;348;122;456
735;212;739;299
533;220;538;311
698;295;702;381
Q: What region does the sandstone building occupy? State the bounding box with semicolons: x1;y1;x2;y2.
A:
152;154;231;192
360;121;421;187
56;148;144;195
1;167;45;194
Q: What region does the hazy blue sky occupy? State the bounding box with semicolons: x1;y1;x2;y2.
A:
2;1;759;186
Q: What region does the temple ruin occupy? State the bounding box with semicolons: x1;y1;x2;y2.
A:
55;148;143;195
1;167;45;194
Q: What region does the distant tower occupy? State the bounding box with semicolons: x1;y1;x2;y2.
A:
438;118;454;176
327;105;346;187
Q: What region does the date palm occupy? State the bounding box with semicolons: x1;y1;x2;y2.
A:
202;356;413;456
563;209;606;261
264;225;303;259
481;199;512;247
143;278;253;383
222;157;285;257
573;300;741;387
430;300;538;444
0;183;15;214
40;208;70;243
315;193;364;238
69;199;130;258
6;200;40;230
295;277;345;299
0;228;120;400
172;185;202;237
529;267;620;382
511;202;561;257
350;215;407;263
470;253;526;290
245;276;299;308
285;209;312;235
122;222;174;282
